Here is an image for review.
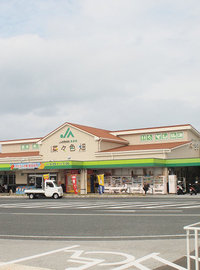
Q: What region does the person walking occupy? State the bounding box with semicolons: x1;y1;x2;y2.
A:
143;183;149;195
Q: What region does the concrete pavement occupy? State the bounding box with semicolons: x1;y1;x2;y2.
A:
0;192;200;199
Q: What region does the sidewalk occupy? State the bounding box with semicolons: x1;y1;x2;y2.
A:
0;192;200;199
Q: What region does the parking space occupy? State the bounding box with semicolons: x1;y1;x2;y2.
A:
0;239;188;270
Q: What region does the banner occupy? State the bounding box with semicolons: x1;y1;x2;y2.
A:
71;175;78;194
97;174;104;186
10;162;41;170
97;174;104;194
43;174;50;180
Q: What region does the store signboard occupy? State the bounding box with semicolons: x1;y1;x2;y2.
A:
155;134;162;141
59;128;77;144
10;162;41;170
155;133;168;141
170;132;183;139
141;131;184;142
162;133;168;140
60;128;75;139
58;127;87;153
141;134;153;141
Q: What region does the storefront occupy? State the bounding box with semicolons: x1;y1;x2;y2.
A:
0;122;200;194
0;172;16;192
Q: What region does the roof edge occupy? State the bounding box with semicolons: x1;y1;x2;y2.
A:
0;138;42;145
111;124;200;137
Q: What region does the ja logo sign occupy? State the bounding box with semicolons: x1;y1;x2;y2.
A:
60;128;75;138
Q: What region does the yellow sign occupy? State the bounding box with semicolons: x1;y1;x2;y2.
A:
97;174;104;186
43;174;50;180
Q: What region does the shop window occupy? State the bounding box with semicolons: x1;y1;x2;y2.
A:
21;144;29;151
0;174;16;186
32;143;39;150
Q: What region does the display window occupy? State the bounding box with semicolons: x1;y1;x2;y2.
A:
0;174;16;192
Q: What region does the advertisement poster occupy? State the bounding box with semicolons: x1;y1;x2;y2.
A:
71;175;78;194
97;174;104;194
43;174;50;181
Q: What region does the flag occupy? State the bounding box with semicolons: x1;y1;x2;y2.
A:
43;174;50;180
71;175;78;194
97;174;104;194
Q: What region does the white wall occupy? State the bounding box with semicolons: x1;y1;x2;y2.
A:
167;144;199;159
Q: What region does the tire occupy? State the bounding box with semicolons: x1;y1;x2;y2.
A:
53;193;59;199
29;193;35;199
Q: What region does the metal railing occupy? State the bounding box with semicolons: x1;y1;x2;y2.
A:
184;222;200;270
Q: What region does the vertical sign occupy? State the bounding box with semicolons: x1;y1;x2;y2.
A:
71;175;78;194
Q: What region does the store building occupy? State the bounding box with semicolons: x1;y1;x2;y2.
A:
0;122;200;194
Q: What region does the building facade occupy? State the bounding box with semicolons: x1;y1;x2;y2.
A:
0;122;200;194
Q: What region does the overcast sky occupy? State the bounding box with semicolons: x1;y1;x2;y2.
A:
0;0;200;140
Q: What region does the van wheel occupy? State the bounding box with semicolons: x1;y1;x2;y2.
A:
53;193;59;199
29;193;34;199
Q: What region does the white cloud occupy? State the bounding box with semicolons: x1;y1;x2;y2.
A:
0;0;200;140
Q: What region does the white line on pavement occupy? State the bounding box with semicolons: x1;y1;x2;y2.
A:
1;212;133;216
0;212;199;217
107;203;160;209
178;204;200;208
103;209;183;213
143;203;194;208
0;245;79;267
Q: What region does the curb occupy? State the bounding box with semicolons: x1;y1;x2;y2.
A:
0;193;199;199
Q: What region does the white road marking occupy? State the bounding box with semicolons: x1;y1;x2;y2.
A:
143;203;193;209
103;209;183;213
178;204;200;208
0;245;79;267
107;202;160;209
59;203;121;209
1;212;200;217
87;251;135;266
0;245;186;270
105;252;187;270
1;200;200;210
150;253;187;270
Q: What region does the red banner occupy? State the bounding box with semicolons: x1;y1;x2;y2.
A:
71;175;78;194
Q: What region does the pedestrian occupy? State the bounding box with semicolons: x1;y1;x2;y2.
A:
143;183;149;195
3;183;7;193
